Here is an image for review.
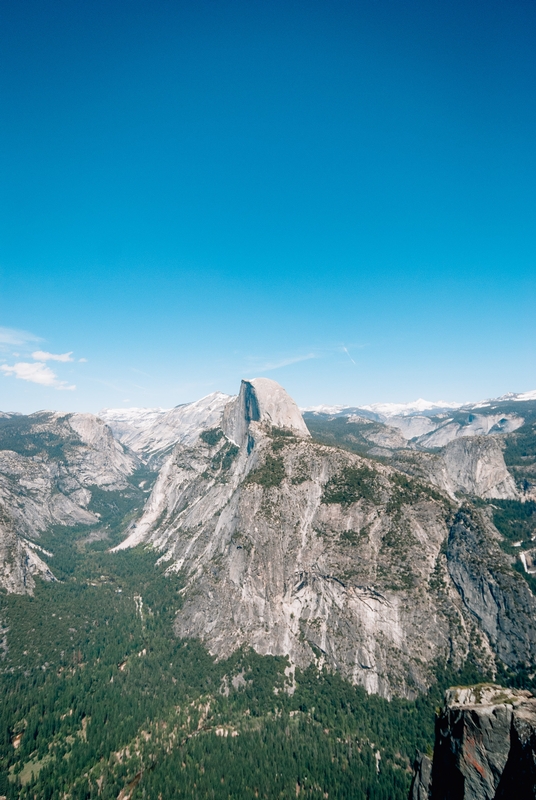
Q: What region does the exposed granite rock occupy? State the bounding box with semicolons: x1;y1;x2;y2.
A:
222;378;310;446
410;752;432;800
389;437;517;502
412;685;536;799
99;392;231;463
413;413;524;449
440;438;517;500
446;510;536;669
0;512;55;594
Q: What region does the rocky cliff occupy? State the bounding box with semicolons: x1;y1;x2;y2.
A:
391;438;518;501
410;684;536;799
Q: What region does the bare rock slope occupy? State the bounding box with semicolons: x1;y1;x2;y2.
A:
99;392;231;463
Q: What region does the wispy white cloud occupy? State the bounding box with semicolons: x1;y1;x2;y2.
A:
0;326;41;347
1;362;75;391
78;358;88;363
32;350;74;363
248;353;319;373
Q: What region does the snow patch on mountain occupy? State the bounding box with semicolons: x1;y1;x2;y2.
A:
302;399;465;420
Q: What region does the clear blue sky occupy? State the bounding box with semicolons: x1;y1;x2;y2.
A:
0;0;535;413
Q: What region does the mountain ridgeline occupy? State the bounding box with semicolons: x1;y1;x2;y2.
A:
1;380;536;798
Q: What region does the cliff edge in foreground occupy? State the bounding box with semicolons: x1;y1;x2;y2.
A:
411;684;536;799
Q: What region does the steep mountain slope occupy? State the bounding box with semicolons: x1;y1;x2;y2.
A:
0;411;139;593
114;379;536;698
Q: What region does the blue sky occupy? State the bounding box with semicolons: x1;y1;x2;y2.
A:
0;0;535;413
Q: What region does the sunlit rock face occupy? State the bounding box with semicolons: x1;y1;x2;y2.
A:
0;516;55;595
222;378;311;446
99;392;231;463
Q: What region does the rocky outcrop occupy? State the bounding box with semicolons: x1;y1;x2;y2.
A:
0;511;55;594
390;437;518;501
413;413;524;449
440;438;517;500
410;685;536;799
222;378;310;446
410;752;433;800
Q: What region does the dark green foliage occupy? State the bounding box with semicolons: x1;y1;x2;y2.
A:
304;416;383;458
221;444;239;470
2;481;535;798
200;429;224;447
503;425;536;466
489;500;536;593
210;441;239;472
513;561;536;596
0;414;79;460
270;428;297;453
502;420;536;494
386;473;444;514
247;455;286;488
340;529;368;545
271;427;296;439
322;466;379;506
0;516;527;800
491;499;536;545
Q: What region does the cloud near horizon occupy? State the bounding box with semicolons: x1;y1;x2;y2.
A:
1;361;76;390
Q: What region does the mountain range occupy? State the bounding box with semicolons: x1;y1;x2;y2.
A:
2;379;536;797
1;381;536;696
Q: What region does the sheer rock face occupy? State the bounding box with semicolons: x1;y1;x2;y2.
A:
0;411;137;593
222;378;310;446
446;511;536;669
440;438;517;500
410;753;433;800
411;685;536;799
391;438;518;502
118;380;536;698
0;515;55;595
117;427;460;697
